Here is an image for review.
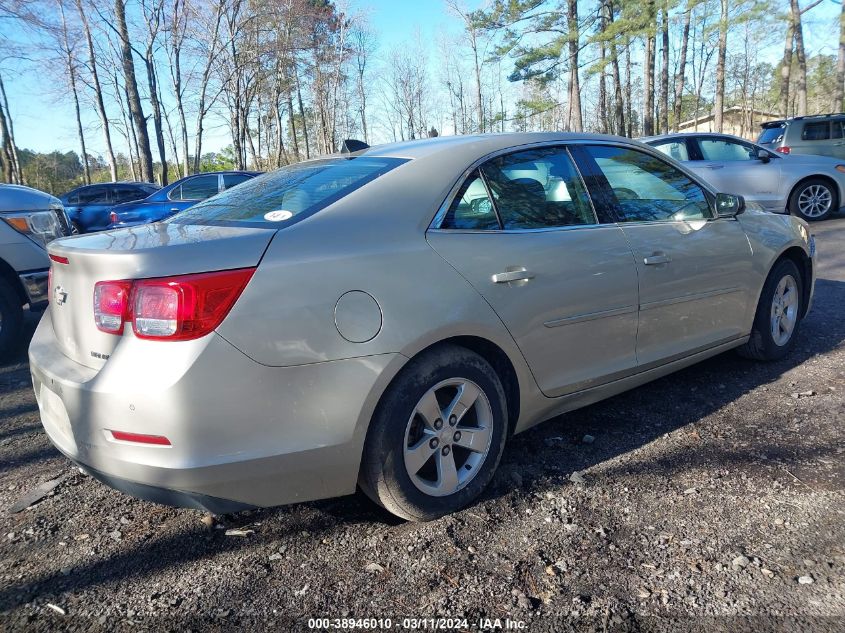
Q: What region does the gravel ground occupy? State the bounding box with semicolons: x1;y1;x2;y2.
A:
1;218;844;632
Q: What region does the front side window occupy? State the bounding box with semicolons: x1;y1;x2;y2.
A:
175;175;220;201
697;138;756;161
584;145;711;223
801;122;830;141
478;147;594;229
222;173;253;190
113;185;147;203
652;140;690;162
172;157;407;226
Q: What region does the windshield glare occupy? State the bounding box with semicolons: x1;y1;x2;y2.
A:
169;156;407;227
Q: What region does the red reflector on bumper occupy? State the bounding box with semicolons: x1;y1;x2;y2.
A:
49;254;69;264
109;430;171;446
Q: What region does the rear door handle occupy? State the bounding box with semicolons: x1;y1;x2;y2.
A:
492;268;534;283
643;253;671;266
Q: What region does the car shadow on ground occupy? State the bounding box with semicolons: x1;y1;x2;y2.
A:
1;279;843;611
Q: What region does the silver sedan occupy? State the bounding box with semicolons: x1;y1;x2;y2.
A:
644;132;845;221
29;133;816;521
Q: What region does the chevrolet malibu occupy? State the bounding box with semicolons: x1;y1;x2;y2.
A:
30;133;816;521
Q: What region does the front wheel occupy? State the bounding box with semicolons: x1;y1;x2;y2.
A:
737;259;803;361
359;345;508;521
788;178;837;221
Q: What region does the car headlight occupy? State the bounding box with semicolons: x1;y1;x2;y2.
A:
2;210;64;248
798;223;808;243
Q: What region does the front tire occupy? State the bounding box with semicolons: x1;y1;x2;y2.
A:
359;345;508;521
738;259;803;361
0;278;24;361
788;178;837;221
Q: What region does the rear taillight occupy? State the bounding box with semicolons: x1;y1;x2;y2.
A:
94;281;132;334
109;211;118;225
775;146;791;154
93;268;255;341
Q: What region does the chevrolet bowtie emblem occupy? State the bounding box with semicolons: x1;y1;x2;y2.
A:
53;285;68;306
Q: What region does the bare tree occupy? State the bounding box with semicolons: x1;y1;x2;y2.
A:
643;0;656;136
659;4;669;134
673;4;692;132
57;0;90;184
713;0;728;132
75;0;117;180
114;0;153;182
837;1;845;112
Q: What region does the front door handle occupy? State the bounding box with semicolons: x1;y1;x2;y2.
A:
492;268;534;283
643;253;671;266
706;164;724;170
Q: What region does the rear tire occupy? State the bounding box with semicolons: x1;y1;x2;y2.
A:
0;278;23;361
788;178;837;221
737;259;803;361
359;344;508;521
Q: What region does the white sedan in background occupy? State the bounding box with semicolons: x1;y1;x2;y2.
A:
643;132;845;221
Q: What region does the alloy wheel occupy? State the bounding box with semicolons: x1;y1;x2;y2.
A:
403;378;493;497
770;274;798;346
797;184;832;219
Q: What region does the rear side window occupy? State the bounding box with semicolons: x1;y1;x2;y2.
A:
479;147;595;229
697;138;755;161
222;174;253;190
175;175;220;201
651;140;689;161
441;171;499;230
833;120;844;140
801;122;830;141
112;185;148;203
171;157;407;226
77;186;111;205
758;124;785;145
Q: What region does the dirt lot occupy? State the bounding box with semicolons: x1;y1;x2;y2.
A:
1;218;844;632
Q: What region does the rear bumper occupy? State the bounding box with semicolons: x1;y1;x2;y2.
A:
29;309;404;510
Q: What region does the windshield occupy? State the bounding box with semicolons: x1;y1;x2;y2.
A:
757;125;785;145
169;156;408;227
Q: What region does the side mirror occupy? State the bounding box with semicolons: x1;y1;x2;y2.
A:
716;193;745;218
755;149;771;163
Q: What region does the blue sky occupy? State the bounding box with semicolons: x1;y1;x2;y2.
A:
2;0;841;157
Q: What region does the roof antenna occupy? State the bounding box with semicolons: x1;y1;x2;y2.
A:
341;139;369;154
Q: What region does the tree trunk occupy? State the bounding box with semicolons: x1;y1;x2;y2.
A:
58;1;90;184
713;0;728;133
76;0;117;180
566;0;583;132
115;0;153;182
791;0;808;116
673;6;691;132
296;75;310;159
0;71;22;183
644;26;655;135
144;55;168;184
659;5;669;134
287;93;300;160
607;0;625;135
625;42;633;137
778;21;794;117
836;2;845;112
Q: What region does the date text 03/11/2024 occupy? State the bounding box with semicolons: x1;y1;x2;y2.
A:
306;618;527;630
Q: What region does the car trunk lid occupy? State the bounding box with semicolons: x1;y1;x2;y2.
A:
47;222;275;369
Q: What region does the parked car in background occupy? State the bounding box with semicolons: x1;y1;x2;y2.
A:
757;113;845;159
0;184;71;357
106;171;260;228
61;182;160;233
644;132;845;221
31;133;815;521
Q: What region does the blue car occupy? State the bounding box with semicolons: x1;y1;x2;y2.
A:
61;182;160;233
106;171;260;229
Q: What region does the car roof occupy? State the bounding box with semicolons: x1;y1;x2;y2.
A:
641;132;756;144
357;132;640;161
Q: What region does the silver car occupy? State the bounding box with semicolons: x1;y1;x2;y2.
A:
29;133;816;521
644;132;845;221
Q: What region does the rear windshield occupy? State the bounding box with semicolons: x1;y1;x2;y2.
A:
169;156;407;227
757;124;785;145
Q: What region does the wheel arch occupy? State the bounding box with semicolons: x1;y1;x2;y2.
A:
788;174;840;215
772;245;812;318
0;257;27;305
